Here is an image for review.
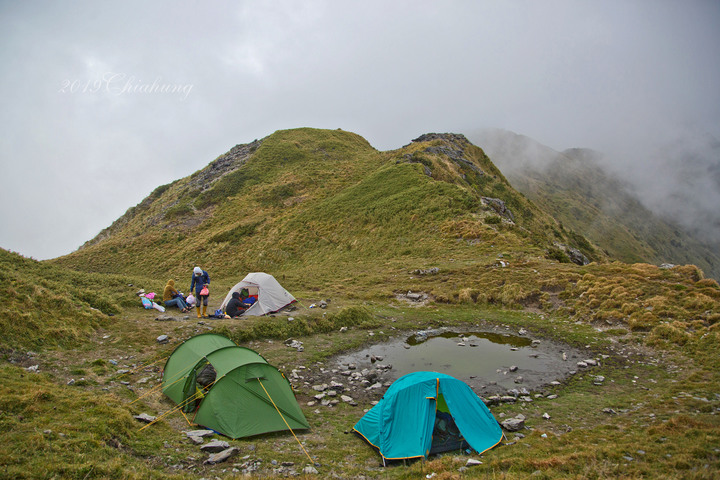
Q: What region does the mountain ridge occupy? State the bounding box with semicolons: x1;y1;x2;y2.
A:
53;128;597;285
470;128;720;279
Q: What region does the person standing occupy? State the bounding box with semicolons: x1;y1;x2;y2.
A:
190;266;210;318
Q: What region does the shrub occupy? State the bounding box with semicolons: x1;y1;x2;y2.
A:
163;202;193;220
546;247;571;263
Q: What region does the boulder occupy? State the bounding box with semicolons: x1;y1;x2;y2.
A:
501;416;526;432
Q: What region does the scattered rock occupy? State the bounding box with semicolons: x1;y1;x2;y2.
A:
466;458;483;467
303;465;319;474
26;365;39;373
412;267;439;275
156;335;169;344
285;339;304;351
341;395;357;406
501;415;526;432
200;440;231;452
185;429;215;438
204;447;238;464
155;315;178;322
133;413;156;423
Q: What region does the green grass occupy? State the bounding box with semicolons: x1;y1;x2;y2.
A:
3;128;720;478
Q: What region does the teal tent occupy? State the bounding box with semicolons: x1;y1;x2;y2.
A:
161;333;309;438
353;371;503;463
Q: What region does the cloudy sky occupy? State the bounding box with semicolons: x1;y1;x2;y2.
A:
1;1;719;259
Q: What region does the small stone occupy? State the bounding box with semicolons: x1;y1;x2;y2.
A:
156;335;169;344
341;395;357;406
501;416;525;432
510;365;518;372
188;436;204;445
204;447;238;464
185;429;215;438
303;465;318;474
133;413;156;423
466;458;482;466
200;440;231;452
542;413;551;420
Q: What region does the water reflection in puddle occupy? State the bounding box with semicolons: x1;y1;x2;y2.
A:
335;329;572;394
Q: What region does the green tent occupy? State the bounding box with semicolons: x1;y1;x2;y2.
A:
161;333;309;438
353;371;503;464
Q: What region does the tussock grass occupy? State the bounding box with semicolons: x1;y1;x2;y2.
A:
0;365;184;479
0;249;148;351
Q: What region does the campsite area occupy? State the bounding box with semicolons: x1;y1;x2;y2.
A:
3;277;719;479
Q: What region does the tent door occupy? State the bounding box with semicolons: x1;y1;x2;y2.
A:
430;394;468;454
181;362;216;413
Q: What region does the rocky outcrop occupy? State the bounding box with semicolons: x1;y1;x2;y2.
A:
482;197;515;222
186;139;263;193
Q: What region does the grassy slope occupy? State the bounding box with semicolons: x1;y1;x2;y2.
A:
51;128;592;286
3;127;720;478
0;248;155;352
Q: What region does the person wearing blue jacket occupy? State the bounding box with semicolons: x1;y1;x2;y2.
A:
190;266;210;318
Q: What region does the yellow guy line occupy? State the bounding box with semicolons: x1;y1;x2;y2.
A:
138;379;218;432
258;379;314;465
130;375;185;405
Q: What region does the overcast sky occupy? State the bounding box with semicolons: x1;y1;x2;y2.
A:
1;1;719;260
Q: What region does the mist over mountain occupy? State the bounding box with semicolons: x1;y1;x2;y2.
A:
470;128;720;279
630;130;720;244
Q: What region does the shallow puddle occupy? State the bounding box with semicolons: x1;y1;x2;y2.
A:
335;328;579;395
